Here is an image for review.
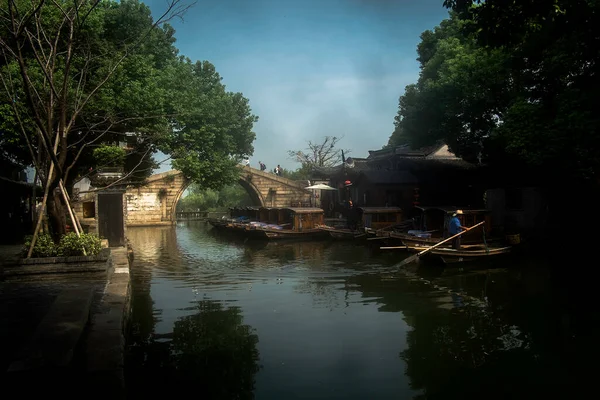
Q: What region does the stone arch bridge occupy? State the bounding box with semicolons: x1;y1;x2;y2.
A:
124;166;312;226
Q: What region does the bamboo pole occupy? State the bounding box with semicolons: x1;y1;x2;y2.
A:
58;181;87;256
59;182;80;236
27;159;57;258
59;180;83;233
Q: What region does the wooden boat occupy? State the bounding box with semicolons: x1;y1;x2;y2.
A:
207;206;263;235
316;224;367;240
355;207;403;237
207;217;228;229
246;207;329;240
317;207;404;240
389;206;493;247
405;242;513;265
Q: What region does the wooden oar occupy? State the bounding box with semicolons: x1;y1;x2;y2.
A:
394;221;486;268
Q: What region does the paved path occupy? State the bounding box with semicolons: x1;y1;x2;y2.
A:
0;245;131;399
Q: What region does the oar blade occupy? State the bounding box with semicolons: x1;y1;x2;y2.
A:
394;254;419;268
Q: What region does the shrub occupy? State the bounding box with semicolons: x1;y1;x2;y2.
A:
57;232;103;257
21;233;57;258
93;144;126;168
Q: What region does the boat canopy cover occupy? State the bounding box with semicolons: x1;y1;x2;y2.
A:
356;207;402;213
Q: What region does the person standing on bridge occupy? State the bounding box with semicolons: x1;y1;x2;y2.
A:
259;161;266;171
242;156;250;167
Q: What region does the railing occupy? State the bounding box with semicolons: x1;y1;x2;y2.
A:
176;211;209;220
290;201;312;207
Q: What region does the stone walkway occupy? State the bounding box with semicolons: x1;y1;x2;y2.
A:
0;245;131;399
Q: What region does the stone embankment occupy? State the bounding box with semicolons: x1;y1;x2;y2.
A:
0;244;133;399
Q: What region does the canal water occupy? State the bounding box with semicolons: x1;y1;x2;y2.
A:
125;222;596;399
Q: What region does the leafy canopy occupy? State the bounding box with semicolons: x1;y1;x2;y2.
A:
391;1;600;182
0;0;257;193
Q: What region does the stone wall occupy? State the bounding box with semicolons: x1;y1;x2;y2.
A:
125;170;186;226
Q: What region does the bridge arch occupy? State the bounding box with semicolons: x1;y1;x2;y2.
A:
123;166;311;226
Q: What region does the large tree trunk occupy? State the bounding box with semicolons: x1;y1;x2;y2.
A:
47;190;67;241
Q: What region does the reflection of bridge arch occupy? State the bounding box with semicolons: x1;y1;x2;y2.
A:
125;166;311;226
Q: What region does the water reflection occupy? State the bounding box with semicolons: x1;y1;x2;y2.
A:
127;299;260;399
126;222;598;399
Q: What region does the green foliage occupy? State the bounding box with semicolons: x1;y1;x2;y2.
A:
1;0;258;235
57;233;103;257
21;234;57;258
391;2;600;181
1;0;256;185
160;60;258;190
280;165;311;181
177;183;253;211
170;301;260;397
93;145;126;168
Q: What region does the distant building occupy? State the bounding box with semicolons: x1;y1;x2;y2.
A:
313;142;479;215
0;158;38;243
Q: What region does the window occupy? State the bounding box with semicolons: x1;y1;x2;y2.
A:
83;201;95;218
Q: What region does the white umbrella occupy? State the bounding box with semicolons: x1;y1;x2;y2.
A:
305;183;338;190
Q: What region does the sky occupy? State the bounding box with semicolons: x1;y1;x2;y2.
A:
146;0;451;173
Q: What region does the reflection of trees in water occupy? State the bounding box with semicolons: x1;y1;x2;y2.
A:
240;240;331;266
346;270;552;400
400;305;534;400
126;300;260;399
293;279;346;310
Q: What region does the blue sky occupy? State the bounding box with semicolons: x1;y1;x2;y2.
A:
146;0;450;172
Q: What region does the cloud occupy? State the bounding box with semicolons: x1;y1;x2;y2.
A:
142;0;450;173
246;71;416;169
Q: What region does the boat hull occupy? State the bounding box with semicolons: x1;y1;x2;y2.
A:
406;244;513;265
392;232;502;249
318;226;366;240
248;228;329;241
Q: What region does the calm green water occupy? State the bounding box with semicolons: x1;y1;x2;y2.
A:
125;222;595;400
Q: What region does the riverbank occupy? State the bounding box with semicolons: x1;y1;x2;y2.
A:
0;244;133;399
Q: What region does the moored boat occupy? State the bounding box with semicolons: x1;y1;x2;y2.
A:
207;206;261;233
246;207;329;240
355;207;404;238
316;224;367;240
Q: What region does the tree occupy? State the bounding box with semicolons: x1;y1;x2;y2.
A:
1;0;258;251
279;164;313;181
159;59;257;190
177;183;253;211
0;0;192;245
389;14;513;164
394;1;600;183
441;0;600;183
287;136;350;180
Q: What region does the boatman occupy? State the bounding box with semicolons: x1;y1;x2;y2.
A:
448;211;467;249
